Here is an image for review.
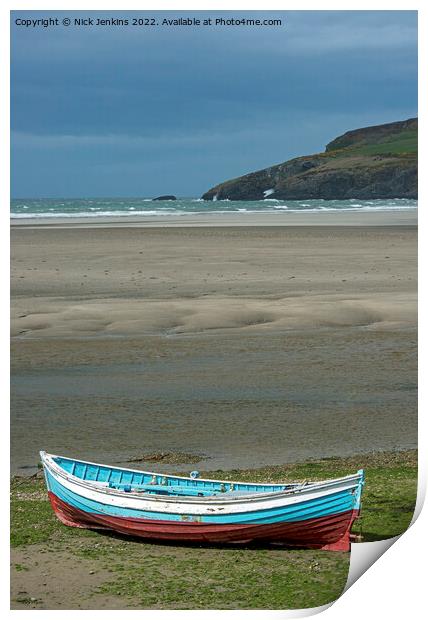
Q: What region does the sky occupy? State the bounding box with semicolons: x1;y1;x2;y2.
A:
11;10;417;198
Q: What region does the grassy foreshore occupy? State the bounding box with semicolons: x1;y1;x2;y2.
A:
11;449;417;610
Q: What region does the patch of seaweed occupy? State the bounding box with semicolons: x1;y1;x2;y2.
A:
127;451;206;465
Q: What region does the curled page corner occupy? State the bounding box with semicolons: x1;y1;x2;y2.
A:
344;464;425;593
345;536;399;591
300;537;404;618
301;540;401;618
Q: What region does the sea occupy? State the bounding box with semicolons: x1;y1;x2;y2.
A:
10;197;417;219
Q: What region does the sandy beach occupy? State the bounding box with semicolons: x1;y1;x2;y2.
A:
11;214;417;473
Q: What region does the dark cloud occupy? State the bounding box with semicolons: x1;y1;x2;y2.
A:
11;10;417;197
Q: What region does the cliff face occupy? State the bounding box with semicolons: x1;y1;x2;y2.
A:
202;118;417;201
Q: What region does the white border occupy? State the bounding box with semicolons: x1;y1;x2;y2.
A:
4;2;425;619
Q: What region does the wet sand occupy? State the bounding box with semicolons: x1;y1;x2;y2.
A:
11;209;417;228
11;219;417;473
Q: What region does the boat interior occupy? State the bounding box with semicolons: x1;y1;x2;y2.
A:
50;455;299;498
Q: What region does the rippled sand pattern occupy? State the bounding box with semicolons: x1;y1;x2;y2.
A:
11;222;417;473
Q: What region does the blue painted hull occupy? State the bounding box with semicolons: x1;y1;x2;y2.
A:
45;469;358;525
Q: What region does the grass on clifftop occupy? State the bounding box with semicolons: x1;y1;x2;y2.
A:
334;128;418;158
10;450;417;609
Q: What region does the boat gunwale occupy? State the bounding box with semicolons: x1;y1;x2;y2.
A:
41;451;364;507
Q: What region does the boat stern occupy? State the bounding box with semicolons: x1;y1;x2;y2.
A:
354;469;365;512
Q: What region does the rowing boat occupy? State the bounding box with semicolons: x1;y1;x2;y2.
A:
40;451;364;551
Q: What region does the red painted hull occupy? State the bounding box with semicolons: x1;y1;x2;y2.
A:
48;492;358;551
